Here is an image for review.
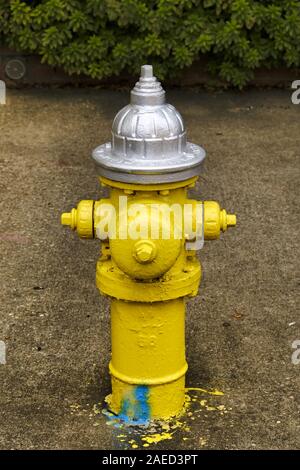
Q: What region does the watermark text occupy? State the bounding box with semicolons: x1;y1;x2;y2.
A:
291;339;300;365
291;80;300;104
0;341;6;365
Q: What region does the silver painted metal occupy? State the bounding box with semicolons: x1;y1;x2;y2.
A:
92;65;206;184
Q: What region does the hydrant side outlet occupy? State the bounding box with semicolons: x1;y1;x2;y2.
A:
61;65;237;423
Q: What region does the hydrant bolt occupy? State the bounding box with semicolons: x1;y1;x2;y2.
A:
220;209;237;232
133;240;157;264
61;208;77;230
226;213;237;227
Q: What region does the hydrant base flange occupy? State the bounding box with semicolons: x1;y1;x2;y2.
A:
96;257;201;302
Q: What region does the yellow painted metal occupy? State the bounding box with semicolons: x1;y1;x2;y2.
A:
99;175;198;192
110;299;186;384
61;176;236;421
132;240;157;264
96;252;201;302
204;200;236;240
61;200;94;239
109;376;185;421
109;298;187;419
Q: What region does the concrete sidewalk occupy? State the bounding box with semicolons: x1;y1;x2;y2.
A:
0;87;299;449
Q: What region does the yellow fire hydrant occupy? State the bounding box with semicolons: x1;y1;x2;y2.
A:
61;65;236;424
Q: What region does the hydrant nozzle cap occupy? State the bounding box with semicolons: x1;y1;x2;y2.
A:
227;214;237;227
220;209;237;232
61;208;77;230
61;213;71;225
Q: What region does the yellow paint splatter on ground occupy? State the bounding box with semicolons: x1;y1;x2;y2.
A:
69;403;92;417
186;387;224;396
70;404;81;410
98;385;230;450
196;398;229;413
141;432;173;444
93;403;101;415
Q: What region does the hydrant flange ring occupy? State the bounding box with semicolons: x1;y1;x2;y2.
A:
92;141;205;184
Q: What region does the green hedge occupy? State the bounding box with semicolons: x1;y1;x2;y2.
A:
0;0;299;88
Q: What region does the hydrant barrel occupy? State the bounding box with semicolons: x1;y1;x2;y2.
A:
109;299;187;420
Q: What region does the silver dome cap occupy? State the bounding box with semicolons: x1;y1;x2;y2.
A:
92;65;205;184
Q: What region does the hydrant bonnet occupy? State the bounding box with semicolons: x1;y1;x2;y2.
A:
92;65;206;184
